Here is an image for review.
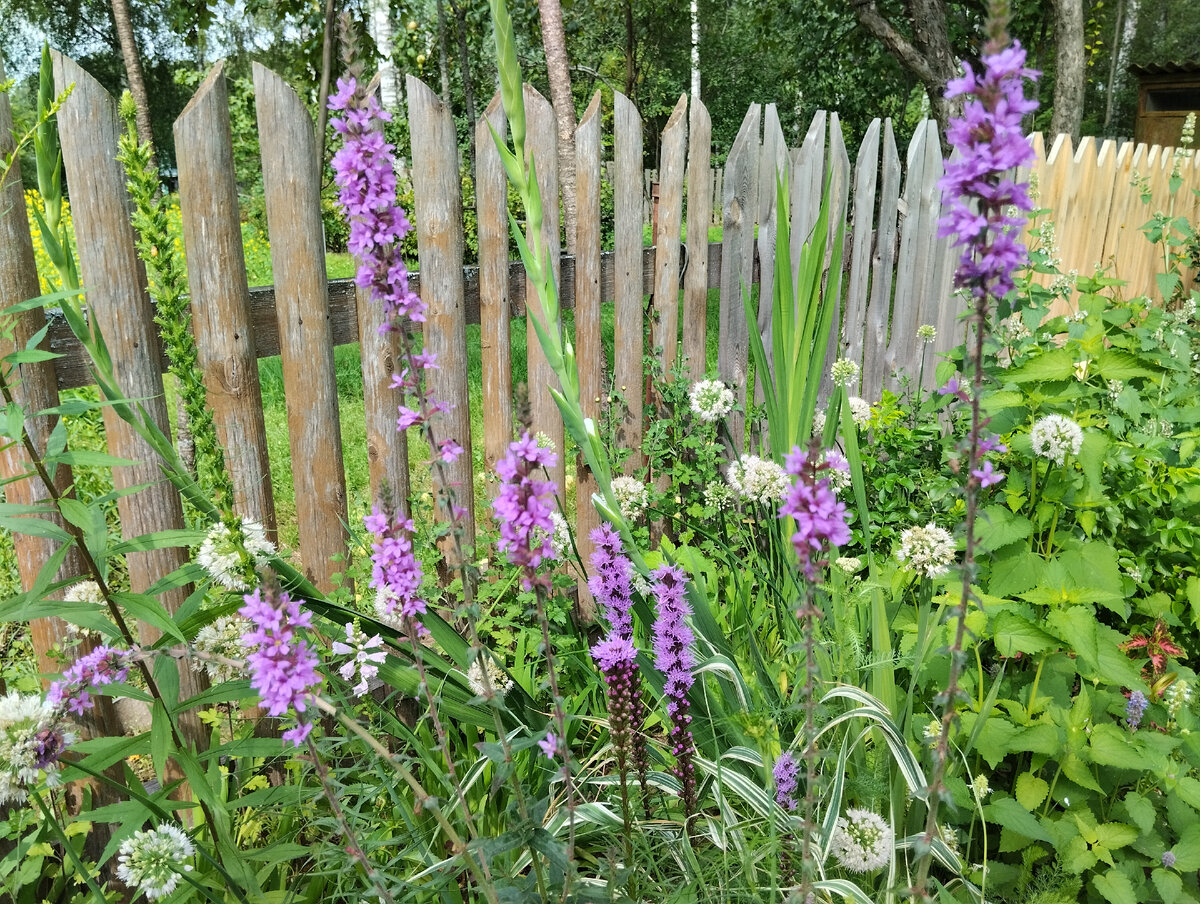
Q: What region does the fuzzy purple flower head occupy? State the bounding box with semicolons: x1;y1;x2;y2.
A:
938;40;1039;301
493;433;559;588
239;587;323;746
48;646;131;716
779;446;851;580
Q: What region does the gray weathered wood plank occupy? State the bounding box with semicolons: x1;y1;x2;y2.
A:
755;103;787;416
884;120;931;393
254;62;349;592
652;94;687;379
843;119;881;387
861;120;900;401
613;91;645;471
791;110;826;265
683;97;712;380
817;113;850;402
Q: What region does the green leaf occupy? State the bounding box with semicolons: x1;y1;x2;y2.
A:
1123;792;1157;835
977;505;1033;552
112;591;186;644
1094;823;1138;851
1153;868;1183;904
983;797;1053;843
1004;347;1075;383
49;449;138;468
1016;773;1049;810
1076;432;1108;496
1092;868;1137;904
1171;823;1200;872
150;700;170;784
992;610;1059;657
1046;607;1100;674
1095;349;1161;381
1009;723;1061;757
1089;723;1139;769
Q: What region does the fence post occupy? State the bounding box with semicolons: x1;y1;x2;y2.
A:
53;51;207;745
817;112;850;402
613;91;645;472
253;63;349;593
174;62;277;535
718;103;760;452
652;94;687;381
683;97;712;381
574;91;603;622
407;75;476;559
754;103;787;422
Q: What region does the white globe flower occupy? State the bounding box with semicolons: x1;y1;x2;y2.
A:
688;379;735;423
116;824;195;900
1030;414;1084;466
896;523;957;578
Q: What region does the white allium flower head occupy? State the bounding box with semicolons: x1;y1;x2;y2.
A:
703;483;737;512
835;556;862;574
689;379;735;423
331;622;387;697
196;520;275;591
917;324;937;344
1030;414;1084;466
467;653;513;700
116;824;195;900
848;397;872;429
726;455;790;505
897;523;957;578
0;692;74;805
813;410;827;435
830;808;894;873
830;358;860;388
610;475;649;521
192;615;252;684
64;581;104;604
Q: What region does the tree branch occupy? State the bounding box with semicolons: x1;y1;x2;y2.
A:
848;0;939;88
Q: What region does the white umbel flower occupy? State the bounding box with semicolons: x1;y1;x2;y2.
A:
1030;414;1084;466
848;396;872;428
196;520;275;591
726;455;789;504
896;523;957;578
0;693;74;805
548;511;571;557
689;379;735;422
62;580;105;639
829;808;894;873
466;654;513;700
192;615;252;684
830;358;860;388
116;824;195;900
610;476;650;521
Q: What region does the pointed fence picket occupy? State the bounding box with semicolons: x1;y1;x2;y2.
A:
5;54;1199;685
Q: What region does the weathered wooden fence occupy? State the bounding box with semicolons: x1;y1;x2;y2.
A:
3;55;1200;674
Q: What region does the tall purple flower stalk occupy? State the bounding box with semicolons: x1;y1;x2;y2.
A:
651;563;697;816
365;503;427;638
588;523;635;639
779;446;851;582
48;646;131;716
493;433;559;589
914;7;1039;898
591;634;643;837
239;586;323;746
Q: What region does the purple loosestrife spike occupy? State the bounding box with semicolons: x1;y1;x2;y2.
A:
779;446;851;581
48;646;131;716
651;563;698;815
493;433;559;589
365;505;428;638
239;587;323;746
588;523;635;639
773;752;800;812
938;42;1039;301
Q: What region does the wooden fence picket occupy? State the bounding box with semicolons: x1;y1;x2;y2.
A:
790;111;826;265
652;94;687;380
613;91;645;471
860;119;902;401
253;63;349;593
683;97;712;380
755;104;787;414
408;75;476;554
843;118;880;393
175;62;277;535
818;113;850;401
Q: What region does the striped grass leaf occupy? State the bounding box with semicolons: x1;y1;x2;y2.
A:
814;878;876;904
817;686;929;797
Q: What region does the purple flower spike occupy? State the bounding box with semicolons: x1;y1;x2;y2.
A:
493;433;559;589
48;646;132;716
366;504;428;638
651;563;698;815
588;523;635;639
773;752;800;812
779;447;851;581
239;587;322;746
1125;690;1148;730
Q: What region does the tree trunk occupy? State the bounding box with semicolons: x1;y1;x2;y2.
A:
110;0;156;167
366;0;401;110
690;0;701;100
1104;0;1137;133
1051;0;1086;140
451;0;478;177
436;0;452;104
624;0;635;99
538;0;578;255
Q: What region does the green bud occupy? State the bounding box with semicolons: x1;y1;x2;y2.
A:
118;90;137;129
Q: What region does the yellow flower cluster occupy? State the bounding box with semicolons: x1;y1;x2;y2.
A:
24;189;75;294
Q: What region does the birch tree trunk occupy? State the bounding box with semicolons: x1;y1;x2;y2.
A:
538;0;578;254
1051;0;1086;140
690;0;700;100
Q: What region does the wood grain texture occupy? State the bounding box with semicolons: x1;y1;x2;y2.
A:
909;121;950;365
817;113;850;403
175;62;277;536
683;97;712;380
522;84;565;493
718;103;760;453
0;58;121;740
613;91;644;472
573;91;603;622
477;92;513;497
755;104;787;417
844;119;880;389
884;120;931;394
408;75;476;553
53;52;206;745
861;119;901;402
652;94;687;379
791;111;827;265
253;62;348;592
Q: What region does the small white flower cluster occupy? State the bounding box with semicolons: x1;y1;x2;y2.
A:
848;396;872;429
822;451;852;495
703;483;737;512
972;774;991;800
688;379;735;423
331;622;387;697
1107;379;1124;404
830;358;860;388
192;615;252;684
0;692;75;805
610;475;650;521
726;455;790;505
62;581;105;639
1166;681;1193;722
1030;414;1084;466
535;432;556;452
116;824;195;900
467;654;514;700
830;808;894;873
549;511;571;557
813;410;827;435
196;520;275;591
835;556;862;574
897;523;957;578
922;718;941;749
996;312;1032;345
917;324;937;344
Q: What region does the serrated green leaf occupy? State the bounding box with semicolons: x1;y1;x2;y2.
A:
1092;868;1137;904
983;797;1053;843
1016;772;1049;810
1123;792;1157;835
1004;347;1075;383
992;610;1059;657
1089;723;1139;769
1095;348;1161;381
978;505;1033;552
1171;823;1200;872
1094;823;1138;851
1153;868;1183;904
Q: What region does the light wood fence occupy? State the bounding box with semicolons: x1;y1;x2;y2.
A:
2;57;1199;666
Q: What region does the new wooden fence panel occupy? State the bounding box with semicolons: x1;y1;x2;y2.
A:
54;52;207;744
861;120;901;402
755;104;787;413
818;113;850;402
574;91;603;621
523;85;566;494
1109;141;1150;294
408;76;476;554
1099;139;1137;291
477;93;513;496
253;63;349;593
652;94;687;380
0;58;123;742
613;91;645;471
683;97;712;380
174;62;277;536
843;119;881;393
718;103;761;452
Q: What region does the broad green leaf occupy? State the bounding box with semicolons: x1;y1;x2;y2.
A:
1092;868;1137;904
977;505;1033;552
1004;347;1075;383
992;610;1059;657
1016;772;1049;810
1174;776;1200;811
1153;868;1183;904
971;714;1019;769
1095;348;1161;381
1046;607;1100;674
1094;823;1139;851
1123;792;1157;835
1061;754;1104;793
1008;722;1061;757
983;797;1053;844
1089;723;1139;769
1172;822;1200;872
149;700;170;784
1076;432;1108;496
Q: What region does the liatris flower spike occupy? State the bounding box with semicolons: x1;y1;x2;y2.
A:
651;563;698;815
588;523;635;640
773;751;800;812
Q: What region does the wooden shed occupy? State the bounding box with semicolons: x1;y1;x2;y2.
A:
1130;60;1200;148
